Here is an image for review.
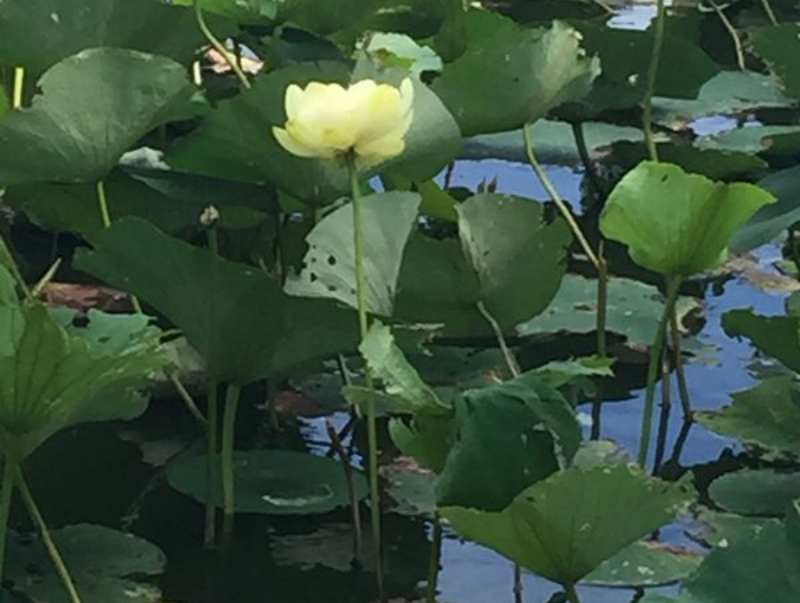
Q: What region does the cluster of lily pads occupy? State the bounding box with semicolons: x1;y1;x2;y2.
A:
0;0;799;602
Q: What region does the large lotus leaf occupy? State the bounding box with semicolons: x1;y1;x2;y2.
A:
696;378;800;458
0;303;165;459
437;372;581;511
732;165;800;252
0;48;198;186
639;502;800;603
75;218;358;384
359;322;449;415
395;194;571;335
709;469;800;517
168;61;350;204
0;0;222;75
389;413;458;474
722;309;800;373
600;161;775;277
167;450;367;514
695;125;800;155
441;464;693;586
432;20;599;136
6;166;273;241
751;24;800;100
170;0;278;22
284;192;420;317
517;274;700;348
5;524;165;603
584;541;703;588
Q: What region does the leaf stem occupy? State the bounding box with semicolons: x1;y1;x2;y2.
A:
477;301;520;378
16;470;84;603
710;2;745;71
220;383;241;532
670;309;692;418
192;0;251;90
637;276;682;466
205;379;219;548
523;123;600;269
12;66;23;109
95;180;112;229
565;584;583;603
571;122;605;202
0;455;17;581
346;152;385;602
426;518;443;603
642;0;667;161
760;0;778;24
591;254;608;439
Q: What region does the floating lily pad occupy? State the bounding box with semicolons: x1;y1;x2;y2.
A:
584;541;703;588
751;24;800;100
167;450;367;514
709;469;800;517
284;192;421;317
432;19;599;136
695;125;800;155
75;218;358;385
517;274;700;348
0;48;198;186
722;310;800;373
690;508;781;548
600;161;775;277
696;377;800;458
441;464;693;586
5;524;165;603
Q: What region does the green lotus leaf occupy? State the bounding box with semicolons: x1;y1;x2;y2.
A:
0;48;199;186
709;469;800;518
284;192;420;317
75;218;358;385
584;541;703;588
600;161;775;277
170;0;278;23
722;309;800;373
441;464;693;586
432;20;599;136
167;450;367;514
751;24;800;100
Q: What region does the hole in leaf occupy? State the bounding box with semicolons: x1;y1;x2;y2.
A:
327;255;337;266
310;273;318;283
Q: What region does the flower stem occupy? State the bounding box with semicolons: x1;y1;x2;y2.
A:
571;121;605;202
425;518;443;603
710;1;745;71
0;455;17;582
523;123;600;270
760;0;778;24
204;379;219;548
96;180;112;229
16;470;84;603
12;66;23;109
192;0;251;89
637;276;682;467
591;254;608;439
477;301;520;378
642;0;667;161
346;152;385;601
221;383;241;533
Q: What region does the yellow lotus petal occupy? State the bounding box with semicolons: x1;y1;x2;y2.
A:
286;120;340;158
272;126;318;158
284;84;304;120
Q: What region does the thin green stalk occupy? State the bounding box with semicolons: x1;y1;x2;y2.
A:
345;152;385;602
1;234;33;301
192;0;251;89
0;455;17;581
523;123;600;270
96;180;112;229
477;301;520;378
220;383;241;530
16;470;84;603
571;121;605;202
591;255;608;439
710;2;745;71
425;518;443;603
565;584;583;603
671;309;693;418
642;0;668;161
12;66;23;108
204;379;218;548
637;277;682;466
760;0;778;24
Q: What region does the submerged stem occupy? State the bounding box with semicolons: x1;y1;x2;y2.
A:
0;455;17;581
523;123;600;270
642;0;667;161
346;153;384;601
426;519;444;603
17;470;84;603
192;0;251;89
220;383;241;532
637;277;682;466
671;308;693;418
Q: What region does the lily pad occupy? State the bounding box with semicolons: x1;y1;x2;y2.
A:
751;24;800;100
75;218;358;385
584;541;703;588
722;309;800;373
171;0;278;23
0;0;219;74
432;19;599;136
395;193;571;335
695;125;800;155
600;161;775;277
696;377;800;458
0;48;198;186
517;274;700;348
365;32;443;76
167;449;367;514
284;192;420;317
437;372;582;511
5;524;165;603
441;464;693;586
709;469;800;517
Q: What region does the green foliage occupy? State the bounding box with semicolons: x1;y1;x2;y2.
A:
601;161;775;277
584;541;703;588
722;309;800;373
751;24;800;100
709;469;800;517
